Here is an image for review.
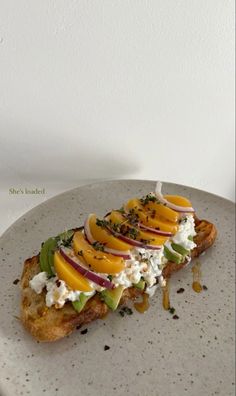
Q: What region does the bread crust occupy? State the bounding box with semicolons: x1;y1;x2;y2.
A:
20;218;217;342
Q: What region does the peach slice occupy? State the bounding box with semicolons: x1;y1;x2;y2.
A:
125;199;178;233
107;210;168;246
144;201;179;223
73;231;125;274
88;214;132;251
164;195;193;208
54;251;93;292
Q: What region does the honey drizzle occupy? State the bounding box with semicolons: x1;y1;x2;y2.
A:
162;279;170;310
191;261;203;293
134;293;150;313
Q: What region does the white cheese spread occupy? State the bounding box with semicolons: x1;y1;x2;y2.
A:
172;215;196;250
30;272;95;308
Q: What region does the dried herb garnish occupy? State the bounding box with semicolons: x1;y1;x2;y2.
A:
126;227;139;240
140;194;160;206
92;241;105;251
122;307;133;315
96;218;109;228
112;222;122;233
169;307;175;314
139;238;152;244
126;209;139;226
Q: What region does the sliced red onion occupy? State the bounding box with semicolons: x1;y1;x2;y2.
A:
59;247;115;289
138;223;173;237
106;225;162;250
155;181;195;213
84;214;132;260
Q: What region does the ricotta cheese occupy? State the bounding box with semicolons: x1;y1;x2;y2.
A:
112;246;165;289
29;271;48;294
172;215;197;250
30;272;95;308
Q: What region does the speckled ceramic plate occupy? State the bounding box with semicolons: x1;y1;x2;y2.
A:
0;180;235;396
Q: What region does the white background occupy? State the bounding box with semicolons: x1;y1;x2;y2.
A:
0;0;235;236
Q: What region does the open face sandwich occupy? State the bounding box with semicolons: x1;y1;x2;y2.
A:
20;182;217;342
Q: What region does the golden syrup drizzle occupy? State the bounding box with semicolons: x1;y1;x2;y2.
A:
162;279;170;310
134;293;150;313
192;261;203;293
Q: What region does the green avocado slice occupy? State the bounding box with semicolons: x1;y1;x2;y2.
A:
39;237;57;276
171;242;190;257
164;245;183;264
72;293;93;313
101;285;125;311
133;279;146;290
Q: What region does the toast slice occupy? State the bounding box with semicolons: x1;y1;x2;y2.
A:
20;217;217;342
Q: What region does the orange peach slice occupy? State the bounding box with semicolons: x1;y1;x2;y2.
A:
54;251;93;292
144;201;179;223
88;214;132;251
108;210;168;246
124;199;178;233
164;195;192;208
73;231;125;274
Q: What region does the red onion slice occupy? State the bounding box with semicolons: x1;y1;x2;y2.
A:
84;214;132;260
59;247;115;289
106;225;162;250
138;223;173;237
155;182;195;213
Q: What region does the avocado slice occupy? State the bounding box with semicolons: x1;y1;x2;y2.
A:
133;279;146;290
164;245;183;264
39;237;57;276
72;293;93;313
101;285;125;311
56;229;74;246
171;242;190;257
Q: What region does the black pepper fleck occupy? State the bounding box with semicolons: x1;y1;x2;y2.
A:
177;287;185;294
80;328;88;335
104;345;110;351
13;279;20;285
173;315;179;320
203;285;208;290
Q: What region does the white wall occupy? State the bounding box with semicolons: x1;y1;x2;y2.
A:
0;1;235;202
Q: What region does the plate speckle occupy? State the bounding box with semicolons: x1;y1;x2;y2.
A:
0;180;235;396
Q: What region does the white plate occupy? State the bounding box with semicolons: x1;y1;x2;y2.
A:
0;180;235;396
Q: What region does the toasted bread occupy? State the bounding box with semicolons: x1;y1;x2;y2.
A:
20;218;217;342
